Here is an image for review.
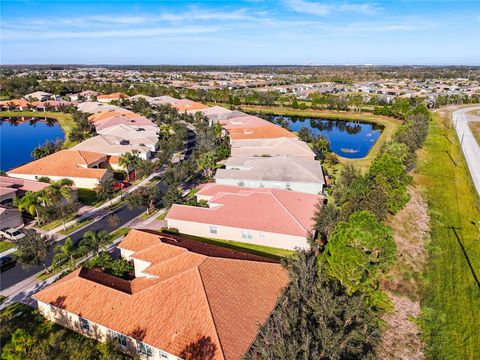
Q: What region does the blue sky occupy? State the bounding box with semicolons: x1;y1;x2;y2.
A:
1;0;479;65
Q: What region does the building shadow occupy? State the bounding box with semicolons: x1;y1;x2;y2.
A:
180;336;217;360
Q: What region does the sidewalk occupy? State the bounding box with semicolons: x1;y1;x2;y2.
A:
0;170;162;259
0;234;128;311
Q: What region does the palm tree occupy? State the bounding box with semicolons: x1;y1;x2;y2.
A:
52;237;76;271
45;179;74;205
78;230;110;255
17;192;42;224
119;150;141;181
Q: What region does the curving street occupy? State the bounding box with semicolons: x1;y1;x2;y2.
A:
452;106;480;197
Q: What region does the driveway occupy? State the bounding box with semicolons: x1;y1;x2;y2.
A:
452;106;480;197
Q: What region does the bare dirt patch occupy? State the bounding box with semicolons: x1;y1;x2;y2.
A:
378;185;430;360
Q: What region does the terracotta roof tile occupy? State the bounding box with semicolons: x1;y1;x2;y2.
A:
34;229;288;360
8;150;108;180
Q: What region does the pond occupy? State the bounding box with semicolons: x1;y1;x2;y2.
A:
261;114;383;159
0;117;65;171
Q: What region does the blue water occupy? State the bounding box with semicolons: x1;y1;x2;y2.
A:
264;115;382;159
0;117;65;171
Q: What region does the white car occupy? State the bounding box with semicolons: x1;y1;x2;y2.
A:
0;228;26;241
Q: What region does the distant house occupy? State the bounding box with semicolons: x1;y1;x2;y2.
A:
0;176;50;205
24;91;53;101
166;183;322;249
231;137;316;160
76;101;125;114
69;90;100;102
7;150;111;189
34;229;288;360
172;99;209;112
97;124;159;153
72;135;152;160
0;99;31;111
215;156;325;194
97;92;129;104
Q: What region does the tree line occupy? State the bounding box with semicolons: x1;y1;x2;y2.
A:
246;102;431;359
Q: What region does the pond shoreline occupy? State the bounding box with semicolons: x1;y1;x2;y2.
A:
239;105;401;170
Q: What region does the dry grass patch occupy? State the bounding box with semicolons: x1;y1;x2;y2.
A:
378;186;430;360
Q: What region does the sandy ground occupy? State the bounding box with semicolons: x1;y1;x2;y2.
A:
378;186;430;360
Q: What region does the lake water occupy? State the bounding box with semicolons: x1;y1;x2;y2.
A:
262;115;383;158
0;117;65;171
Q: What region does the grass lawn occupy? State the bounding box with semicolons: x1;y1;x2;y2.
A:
415;111;480;359
169;232;294;259
0;111;77;148
59;217;94;235
468;121;480;146
238;105;401;171
77;188;101;206
0;240;14;253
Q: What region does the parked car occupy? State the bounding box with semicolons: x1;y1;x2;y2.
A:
0;228;25;241
0;255;16;272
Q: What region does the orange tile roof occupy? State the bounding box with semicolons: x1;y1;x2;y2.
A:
228;124;297;140
173;99;209;112
97;92;129;100
0;99;30;107
35;230;288;360
88;110;138;123
167;184;321;237
8;150;108;180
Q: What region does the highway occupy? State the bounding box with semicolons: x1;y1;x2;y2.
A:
452;106;480;197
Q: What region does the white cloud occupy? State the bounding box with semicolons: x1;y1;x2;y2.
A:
284;0;381;16
2;25;220;40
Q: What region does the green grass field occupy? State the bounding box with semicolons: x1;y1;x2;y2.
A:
0;111;77;148
468;121;480;146
77;188;101;206
238;105;401;171
416;112;480;359
166;231;294;259
0;240;14;253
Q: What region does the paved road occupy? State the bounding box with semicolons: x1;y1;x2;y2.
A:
452;106;480;197
0;181;168;291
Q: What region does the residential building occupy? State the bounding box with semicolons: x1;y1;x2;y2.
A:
172;99;209;112
166;183;322;249
215;156;325;194
72;135;152;160
97;124;159;152
97;92;129;104
24;91;53;101
7;150;111;189
0;176;50;204
76;101;125;114
34;229;288;360
231;137;316;159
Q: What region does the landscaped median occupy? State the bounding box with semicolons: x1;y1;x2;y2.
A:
238;105;402;171
0;111;77;148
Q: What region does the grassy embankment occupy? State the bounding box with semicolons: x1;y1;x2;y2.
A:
0;111;77;148
468;121;480;146
416;111;480;359
238;105;401;171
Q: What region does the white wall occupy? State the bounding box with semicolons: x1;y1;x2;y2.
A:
166;219;308;250
36;301;180;360
6;173;103;189
214;178;323;194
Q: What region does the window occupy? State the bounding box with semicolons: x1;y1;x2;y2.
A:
80;317;90;331
242;229;253;239
159;351;169;359
112;331;128;347
209;225;218;234
137;341;153;357
259;232;266;239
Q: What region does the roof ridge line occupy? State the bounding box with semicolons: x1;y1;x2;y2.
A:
196;264;227;360
269;191;308;234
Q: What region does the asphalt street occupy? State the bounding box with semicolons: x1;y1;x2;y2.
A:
452;106;480;197
0;181;167;291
